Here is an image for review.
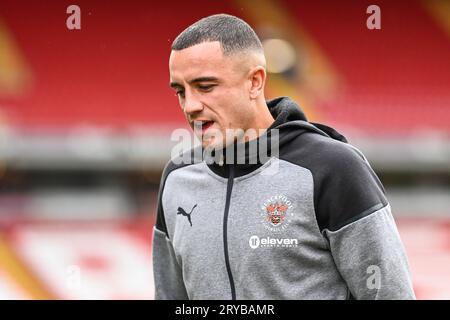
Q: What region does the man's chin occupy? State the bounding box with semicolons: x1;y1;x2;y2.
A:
201;138;223;151
196;130;224;150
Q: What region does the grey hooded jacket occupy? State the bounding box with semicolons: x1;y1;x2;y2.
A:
152;97;415;300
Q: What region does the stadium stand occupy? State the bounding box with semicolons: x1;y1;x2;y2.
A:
0;0;448;299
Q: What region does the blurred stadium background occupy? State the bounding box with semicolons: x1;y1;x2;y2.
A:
0;0;448;299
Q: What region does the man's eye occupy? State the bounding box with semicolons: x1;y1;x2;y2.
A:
198;85;214;91
176;90;185;98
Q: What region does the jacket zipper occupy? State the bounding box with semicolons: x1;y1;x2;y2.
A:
223;165;236;300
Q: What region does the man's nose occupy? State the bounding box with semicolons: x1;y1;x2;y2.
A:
183;92;204;115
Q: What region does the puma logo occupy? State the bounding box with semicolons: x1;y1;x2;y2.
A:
177;204;197;227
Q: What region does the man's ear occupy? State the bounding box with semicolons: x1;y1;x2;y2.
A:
248;66;266;99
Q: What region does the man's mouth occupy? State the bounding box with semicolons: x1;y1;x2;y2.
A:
194;120;214;134
201;121;214;133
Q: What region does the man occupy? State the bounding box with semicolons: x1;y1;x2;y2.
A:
152;13;415;300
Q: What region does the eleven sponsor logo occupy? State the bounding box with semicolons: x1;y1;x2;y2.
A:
249;235;298;249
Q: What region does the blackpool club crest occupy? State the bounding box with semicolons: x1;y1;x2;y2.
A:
260;195;294;233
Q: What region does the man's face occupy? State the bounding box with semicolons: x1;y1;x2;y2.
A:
169;41;255;149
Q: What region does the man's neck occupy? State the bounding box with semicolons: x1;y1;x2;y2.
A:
243;100;275;142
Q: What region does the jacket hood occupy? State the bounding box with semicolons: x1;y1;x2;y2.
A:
204;96;348;177
267;96;308;124
267;96;348;144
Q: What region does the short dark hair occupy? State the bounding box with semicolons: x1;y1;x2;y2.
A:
171;14;263;55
